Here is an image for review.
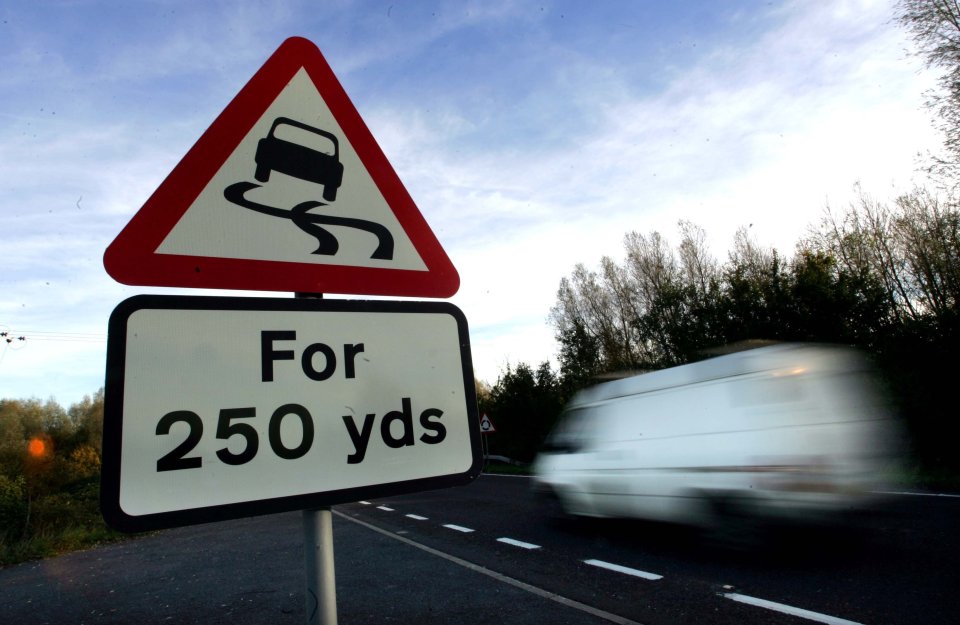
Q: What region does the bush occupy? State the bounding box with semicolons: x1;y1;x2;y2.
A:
0;474;27;545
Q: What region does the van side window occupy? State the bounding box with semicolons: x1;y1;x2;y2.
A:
541;408;594;453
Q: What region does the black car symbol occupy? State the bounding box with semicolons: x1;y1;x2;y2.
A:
254;117;344;202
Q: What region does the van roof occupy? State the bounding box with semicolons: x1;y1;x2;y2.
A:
569;343;858;407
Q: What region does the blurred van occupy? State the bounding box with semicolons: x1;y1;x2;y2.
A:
532;344;899;529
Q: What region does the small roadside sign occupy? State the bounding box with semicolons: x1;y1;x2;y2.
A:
101;295;481;533
103;37;458;298
479;413;496;434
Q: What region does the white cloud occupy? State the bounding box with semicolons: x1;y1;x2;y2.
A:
363;0;942;384
0;0;946;401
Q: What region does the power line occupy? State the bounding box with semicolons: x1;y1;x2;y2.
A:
9;331;105;343
1;325;106;368
0;327;106;345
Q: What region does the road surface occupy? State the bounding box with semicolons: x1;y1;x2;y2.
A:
1;474;958;624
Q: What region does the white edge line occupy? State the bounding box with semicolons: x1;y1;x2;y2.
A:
481;473;533;478
359;501;371;505
376;506;394;512
584;559;662;581
723;593;863;625
442;524;475;533
872;490;960;499
497;537;541;550
405;514;428;521
335;511;644;625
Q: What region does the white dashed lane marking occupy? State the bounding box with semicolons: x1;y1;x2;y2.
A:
497;537;541;550
443;524;475;533
351;498;871;625
584;559;662;581
338;511;644;625
723;593;864;625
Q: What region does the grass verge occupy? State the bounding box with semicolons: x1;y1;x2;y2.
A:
483;461;532;476
1;523;127;567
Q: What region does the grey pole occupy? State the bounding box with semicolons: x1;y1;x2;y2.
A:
295;293;337;625
303;507;337;625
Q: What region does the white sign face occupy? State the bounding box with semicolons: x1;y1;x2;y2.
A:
155;69;427;271
101;296;481;532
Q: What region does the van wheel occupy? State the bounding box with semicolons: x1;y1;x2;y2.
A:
540;491;574;526
704;495;765;552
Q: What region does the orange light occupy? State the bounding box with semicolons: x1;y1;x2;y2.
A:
27;437;46;458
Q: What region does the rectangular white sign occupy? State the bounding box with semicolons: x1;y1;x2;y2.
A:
102;295;481;532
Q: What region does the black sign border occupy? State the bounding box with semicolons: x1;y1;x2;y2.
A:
102;294;482;533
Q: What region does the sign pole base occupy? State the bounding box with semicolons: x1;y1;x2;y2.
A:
303;507;337;625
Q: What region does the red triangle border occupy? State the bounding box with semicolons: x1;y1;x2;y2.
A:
104;37;459;298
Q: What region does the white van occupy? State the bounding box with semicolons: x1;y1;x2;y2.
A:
532;344;899;529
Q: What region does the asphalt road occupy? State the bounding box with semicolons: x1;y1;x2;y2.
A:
1;474;958;624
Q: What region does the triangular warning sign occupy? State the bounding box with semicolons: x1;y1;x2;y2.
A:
479;413;496;434
104;37;459;298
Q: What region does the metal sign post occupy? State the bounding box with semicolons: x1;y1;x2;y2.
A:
296;293;336;625
303;507;336;625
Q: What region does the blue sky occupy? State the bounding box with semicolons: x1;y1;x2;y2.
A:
0;0;943;407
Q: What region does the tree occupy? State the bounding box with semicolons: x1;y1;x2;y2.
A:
475;379;492;409
0;399;45;479
633;222;724;365
0;392;112;555
717;227;791;343
623;230;683;366
787;249;891;345
550;222;726;377
482;362;564;463
675;220;725;353
550;264;636;373
898;0;960;186
555;316;601;397
808;185;959;331
547;202;960;479
68;389;104;453
892;188;960;324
